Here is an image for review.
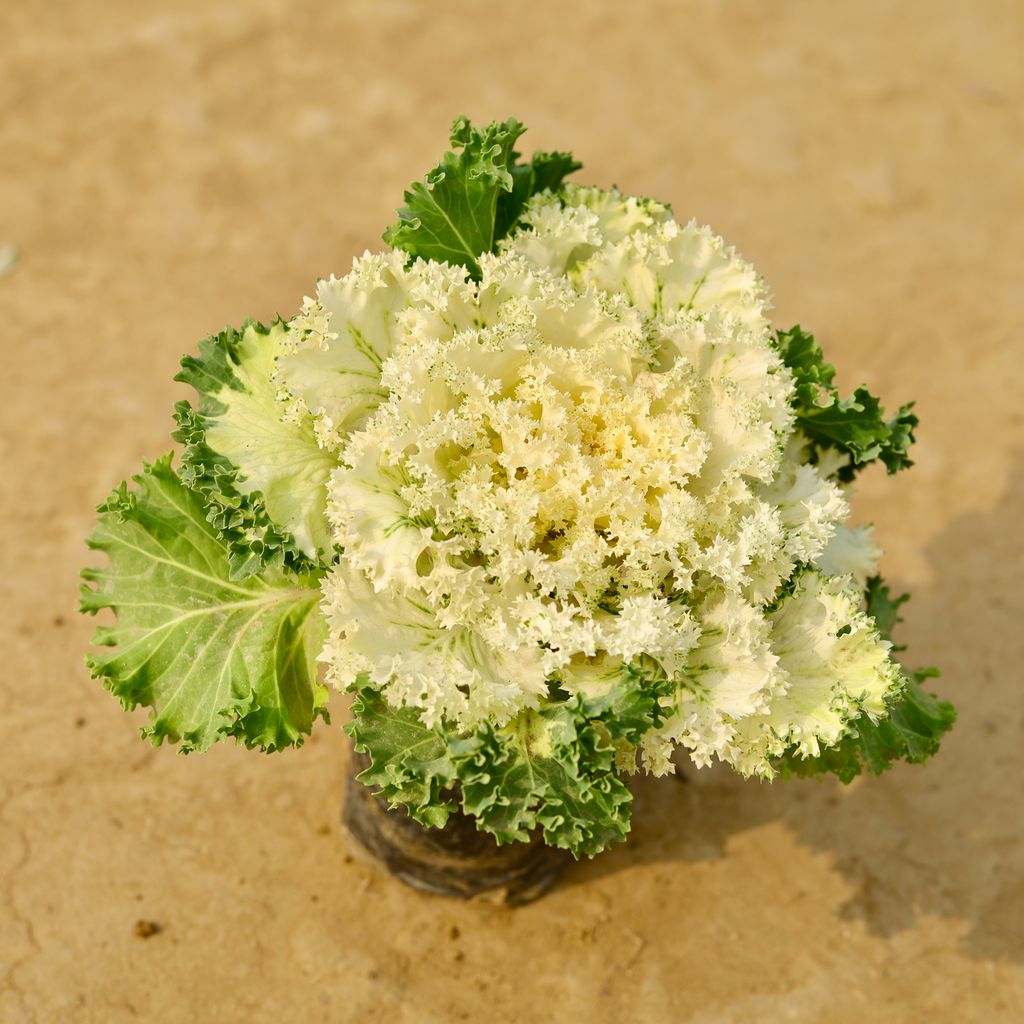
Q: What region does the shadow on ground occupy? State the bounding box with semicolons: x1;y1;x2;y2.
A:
560;457;1024;963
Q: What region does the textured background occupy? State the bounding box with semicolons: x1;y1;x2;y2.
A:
2;2;1023;1021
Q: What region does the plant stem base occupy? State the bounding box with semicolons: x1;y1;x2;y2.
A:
341;751;568;905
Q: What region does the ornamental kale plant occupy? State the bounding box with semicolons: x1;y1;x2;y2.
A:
82;116;955;857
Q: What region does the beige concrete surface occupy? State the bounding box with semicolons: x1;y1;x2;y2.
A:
2;1;1023;1020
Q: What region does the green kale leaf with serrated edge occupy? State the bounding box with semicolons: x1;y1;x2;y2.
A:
81;455;328;752
345;670;669;858
384;115;581;279
775;325;918;480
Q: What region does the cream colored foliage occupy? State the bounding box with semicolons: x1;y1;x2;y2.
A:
816;523;883;587
297;188;899;769
202;321;336;558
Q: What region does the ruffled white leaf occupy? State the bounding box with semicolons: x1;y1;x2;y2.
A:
763;571;900;758
815;523;883;588
320;562;548;730
202;322;335;558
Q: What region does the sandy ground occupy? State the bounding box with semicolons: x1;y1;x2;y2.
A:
2;2;1023;1021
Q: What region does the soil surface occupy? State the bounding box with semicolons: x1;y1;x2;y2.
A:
2;2;1022;1021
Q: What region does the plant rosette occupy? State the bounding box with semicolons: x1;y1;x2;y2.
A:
81;117;955;902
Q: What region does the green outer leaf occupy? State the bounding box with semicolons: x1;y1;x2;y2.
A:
346;686;458;829
458;706;633;856
774;575;955;782
864;575;909;649
383;116;525;277
775;325;918;479
345;672;665;858
774;324;837;407
527;150;584;195
173;319;334;579
81;455;329;752
383;116;581;278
